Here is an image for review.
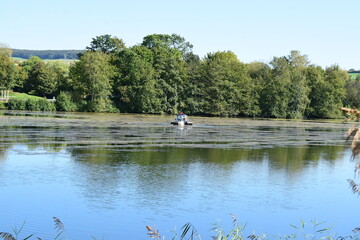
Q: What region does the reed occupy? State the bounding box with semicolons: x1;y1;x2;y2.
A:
344;125;359;142
145;217;360;240
0;217;65;240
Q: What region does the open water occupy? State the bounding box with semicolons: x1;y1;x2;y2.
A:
0;111;358;239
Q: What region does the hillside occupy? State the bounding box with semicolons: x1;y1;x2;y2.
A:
11;49;84;60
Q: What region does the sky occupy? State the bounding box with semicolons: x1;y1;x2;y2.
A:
1;0;359;70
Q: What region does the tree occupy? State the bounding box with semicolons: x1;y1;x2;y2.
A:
20;56;45;93
150;45;187;113
48;61;70;95
0;43;12;57
286;51;310;119
33;61;69;97
259;56;290;118
344;75;360;108
86;34;126;54
260;51;309;119
139;35;191;114
322;65;347;117
305;65;347;118
200;51;254;116
0;51;19;89
69;51;115;112
141;34;193;58
112;47;159;113
246;61;271;117
182;52;206;114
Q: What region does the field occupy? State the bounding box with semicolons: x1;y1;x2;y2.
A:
349;72;360;80
12;57;78;65
9;91;43;100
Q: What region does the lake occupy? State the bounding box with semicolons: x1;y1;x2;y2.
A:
0;111;358;240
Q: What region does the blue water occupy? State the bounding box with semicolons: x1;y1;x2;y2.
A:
0;112;358;239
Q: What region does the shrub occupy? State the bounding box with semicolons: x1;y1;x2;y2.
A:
25;98;40;111
6;99;26;110
6;98;55;111
37;98;56;111
55;92;77;112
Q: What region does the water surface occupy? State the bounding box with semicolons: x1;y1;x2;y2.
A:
0;111;357;239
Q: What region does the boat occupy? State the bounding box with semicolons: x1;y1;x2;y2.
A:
170;113;193;126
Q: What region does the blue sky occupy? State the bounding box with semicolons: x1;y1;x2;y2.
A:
1;0;359;69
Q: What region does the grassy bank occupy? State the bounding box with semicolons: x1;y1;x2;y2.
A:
9;92;43;100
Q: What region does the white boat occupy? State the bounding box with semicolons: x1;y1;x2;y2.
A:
170;113;193;125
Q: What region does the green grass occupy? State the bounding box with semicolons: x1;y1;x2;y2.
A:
11;57;78;65
9;92;43;100
349;72;360;80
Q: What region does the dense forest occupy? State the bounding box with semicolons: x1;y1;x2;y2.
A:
12;49;82;59
0;34;358;118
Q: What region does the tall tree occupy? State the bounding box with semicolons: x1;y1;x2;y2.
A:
286;51;310;119
182;52;206;114
0;50;19;89
259;56;291;118
32;61;69;97
70;51;115;112
141;34;193;58
0;43;12;57
112;47;159;113
344;74;360;108
261;51;310;119
20;56;45;93
246;61;271;117
201;51;254;116
151;46;187;113
305;65;347;118
86;34;126;54
140;34;192;114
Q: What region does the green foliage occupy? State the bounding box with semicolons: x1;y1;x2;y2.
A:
86;34;126;54
6;98;55;111
305;65;347;118
211;216;247;240
55;92;77;112
287;219;336;240
0;34;355;118
344;77;360;108
69;51;115;112
141;33;193;57
151;45;187;114
26;98;56;111
200;51;255;117
0;49;21;89
6;99;26;110
112;47;158;113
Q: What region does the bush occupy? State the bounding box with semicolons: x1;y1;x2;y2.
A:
6;99;26;110
55;92;77;112
6;98;55;111
37;98;56;111
25;98;40;111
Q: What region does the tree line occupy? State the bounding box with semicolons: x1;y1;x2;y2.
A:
0;34;358;118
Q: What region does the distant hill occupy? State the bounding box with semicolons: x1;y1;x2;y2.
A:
11;49;84;60
348;69;360;73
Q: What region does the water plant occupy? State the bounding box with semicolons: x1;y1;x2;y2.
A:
0;221;33;240
146;218;360;240
344;125;360;192
0;217;65;240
